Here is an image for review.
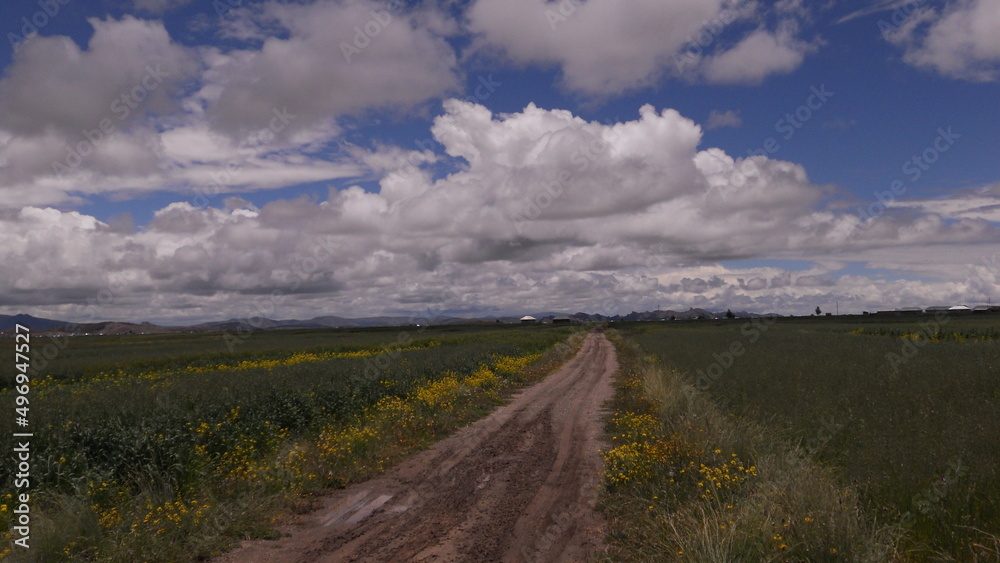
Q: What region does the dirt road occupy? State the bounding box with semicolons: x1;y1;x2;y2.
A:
218;331;617;562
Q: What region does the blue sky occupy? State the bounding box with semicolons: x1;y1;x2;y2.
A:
0;0;998;323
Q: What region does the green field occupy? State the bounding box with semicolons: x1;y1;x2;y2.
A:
0;324;579;561
619;314;1000;560
6;315;998;560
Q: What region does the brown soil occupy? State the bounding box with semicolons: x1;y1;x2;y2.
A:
216;331;618;562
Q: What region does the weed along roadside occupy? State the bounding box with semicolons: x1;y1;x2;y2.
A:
213;326;612;561
605;317;1000;561
597;329;898;561
0;325;586;561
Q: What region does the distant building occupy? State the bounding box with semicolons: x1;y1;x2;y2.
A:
899;307;923;315
552;315;571;325
924;305;973;314
520;315;536;325
973;305;1000;313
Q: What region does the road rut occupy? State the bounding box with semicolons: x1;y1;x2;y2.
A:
218;331;617;562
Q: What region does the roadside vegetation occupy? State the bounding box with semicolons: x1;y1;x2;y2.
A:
601;315;1000;561
599;329;895;561
0;325;584;561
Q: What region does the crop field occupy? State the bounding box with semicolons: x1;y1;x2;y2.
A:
4;315;996;561
612;314;1000;560
0;324;577;561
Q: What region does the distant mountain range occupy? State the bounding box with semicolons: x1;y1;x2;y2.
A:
575;308;763;322
0;313;71;332
0;308;772;336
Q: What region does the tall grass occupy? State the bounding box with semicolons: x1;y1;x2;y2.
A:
599;330;897;561
622;316;1000;560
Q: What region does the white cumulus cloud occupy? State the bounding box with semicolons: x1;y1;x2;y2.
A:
466;0;818;95
2;102;997;322
885;0;1000;81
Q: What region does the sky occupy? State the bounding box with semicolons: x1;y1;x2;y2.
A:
0;0;998;324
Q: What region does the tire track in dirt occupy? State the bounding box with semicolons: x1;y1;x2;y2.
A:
217;331;617;562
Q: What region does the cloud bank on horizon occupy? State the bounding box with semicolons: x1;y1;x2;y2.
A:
0;0;997;323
